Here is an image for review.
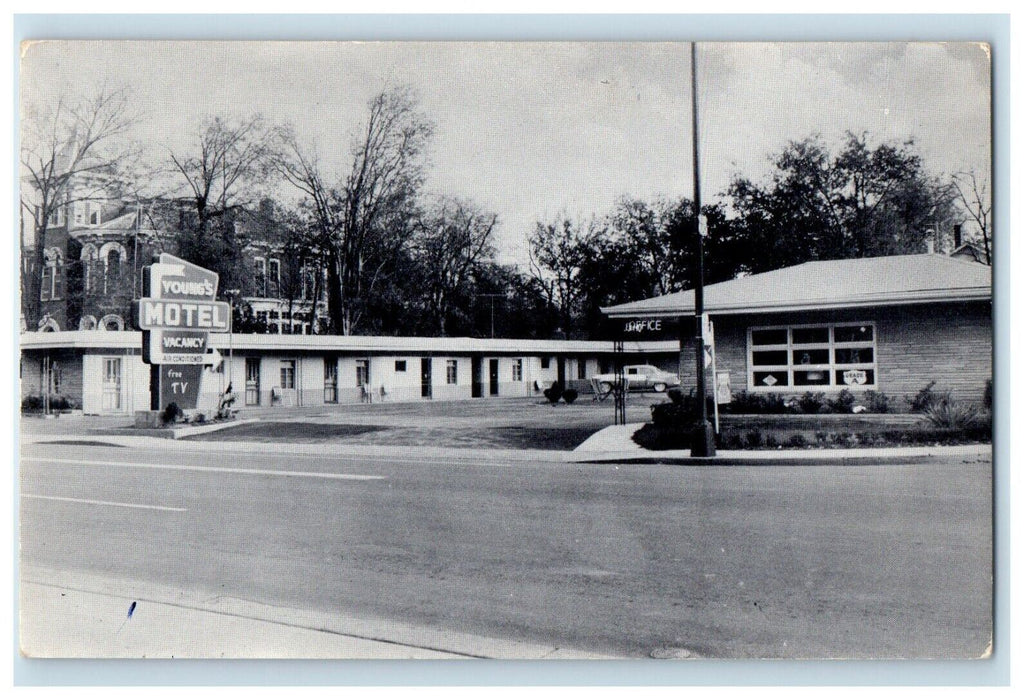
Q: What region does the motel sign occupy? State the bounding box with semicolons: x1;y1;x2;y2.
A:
135;253;227;411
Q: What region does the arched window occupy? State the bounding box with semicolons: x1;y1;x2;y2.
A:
80;244;98;295
41;248;63;300
98;314;124;331
37;315;60;332
99;243;126;295
78;315;97;331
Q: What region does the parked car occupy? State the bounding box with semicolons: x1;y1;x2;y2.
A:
592;364;681;393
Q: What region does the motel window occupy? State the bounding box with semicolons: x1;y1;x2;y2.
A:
356;359;370;387
446;359;458;385
512;359;523;382
578;357;587;379
254;257;267;296
280;360;296;389
540;356;550;369
395;360;407;372
748;323;877;391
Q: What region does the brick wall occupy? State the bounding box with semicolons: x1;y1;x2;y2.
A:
679;301;992;404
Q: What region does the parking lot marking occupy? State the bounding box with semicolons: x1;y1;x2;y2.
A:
22;457;385;481
21;494;187;512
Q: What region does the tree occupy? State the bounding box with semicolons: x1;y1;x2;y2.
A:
168;114;278;296
528;217;596;339
413;197;498;336
276;86;433;334
727;132;958;273
20;85;138;327
952;169;992;264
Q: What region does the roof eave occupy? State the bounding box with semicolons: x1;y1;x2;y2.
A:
603;289;992;318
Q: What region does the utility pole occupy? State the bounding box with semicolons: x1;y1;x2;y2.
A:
477;293;506;339
690;42;716;457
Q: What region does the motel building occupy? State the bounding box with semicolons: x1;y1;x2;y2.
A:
19;332;679;416
602;254;992;405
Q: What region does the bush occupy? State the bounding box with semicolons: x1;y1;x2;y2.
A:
922;397;983;430
862;390;895;414
21;394;73;412
828;389;856;414
650;400;698;430
720;432;745;449
787;433;808;448
797;392;825;414
744;429;764;449
667;388;685;405
161;402;184;425
908;380;950;413
984;378;992;411
561;388;578;404
543;381;562;404
729;391;788;414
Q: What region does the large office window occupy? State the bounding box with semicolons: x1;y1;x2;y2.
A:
512;358;523;382
748;323;877;391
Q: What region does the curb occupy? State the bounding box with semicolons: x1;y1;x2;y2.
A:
93;418;260;440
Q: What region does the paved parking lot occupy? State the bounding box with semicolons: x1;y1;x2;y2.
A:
188;395;663;449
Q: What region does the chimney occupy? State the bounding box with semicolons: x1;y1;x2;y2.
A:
926;238;935;254
954;224;963;250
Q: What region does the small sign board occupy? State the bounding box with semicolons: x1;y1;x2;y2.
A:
156;364;204;411
716;371;732;404
842;369;868;386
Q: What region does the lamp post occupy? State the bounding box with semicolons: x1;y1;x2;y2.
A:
690;42;716;457
225;289;240;396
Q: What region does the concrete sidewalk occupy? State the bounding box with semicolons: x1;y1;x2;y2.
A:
19;566;613;659
570;423;993;465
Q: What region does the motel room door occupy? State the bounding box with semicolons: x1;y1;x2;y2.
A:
421;357;432;398
471;357;483;398
245;358;261;406
488;359;499;396
101;357;122;413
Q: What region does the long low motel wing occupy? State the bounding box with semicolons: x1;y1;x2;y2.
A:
20;332;680;415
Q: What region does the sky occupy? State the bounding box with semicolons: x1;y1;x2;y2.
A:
20;41;992;266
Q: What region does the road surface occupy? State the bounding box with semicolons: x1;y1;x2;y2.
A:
19;438;993;658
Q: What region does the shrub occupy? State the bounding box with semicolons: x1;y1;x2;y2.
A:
833;432;859;448
764;433;780;448
814;430;828;444
828;389;856;414
729;391;788;414
21;394;72;412
161;402;184;425
561;388;578;404
922;397;982;430
797;392;825;414
984;378;992;411
787;433;808;448
650;400;698;430
543;381;562;404
744;429;764;449
667;388;685;405
862;390;895;414
720;432;745;449
908;380;950;413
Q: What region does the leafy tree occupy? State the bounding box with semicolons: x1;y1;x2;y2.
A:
528;217;598;338
726;132;958;273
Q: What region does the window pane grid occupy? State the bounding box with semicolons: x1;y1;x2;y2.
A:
749;323;876;390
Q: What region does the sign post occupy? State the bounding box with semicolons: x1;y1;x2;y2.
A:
135;253;229;414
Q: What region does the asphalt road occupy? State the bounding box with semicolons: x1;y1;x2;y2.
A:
19;439;993;659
